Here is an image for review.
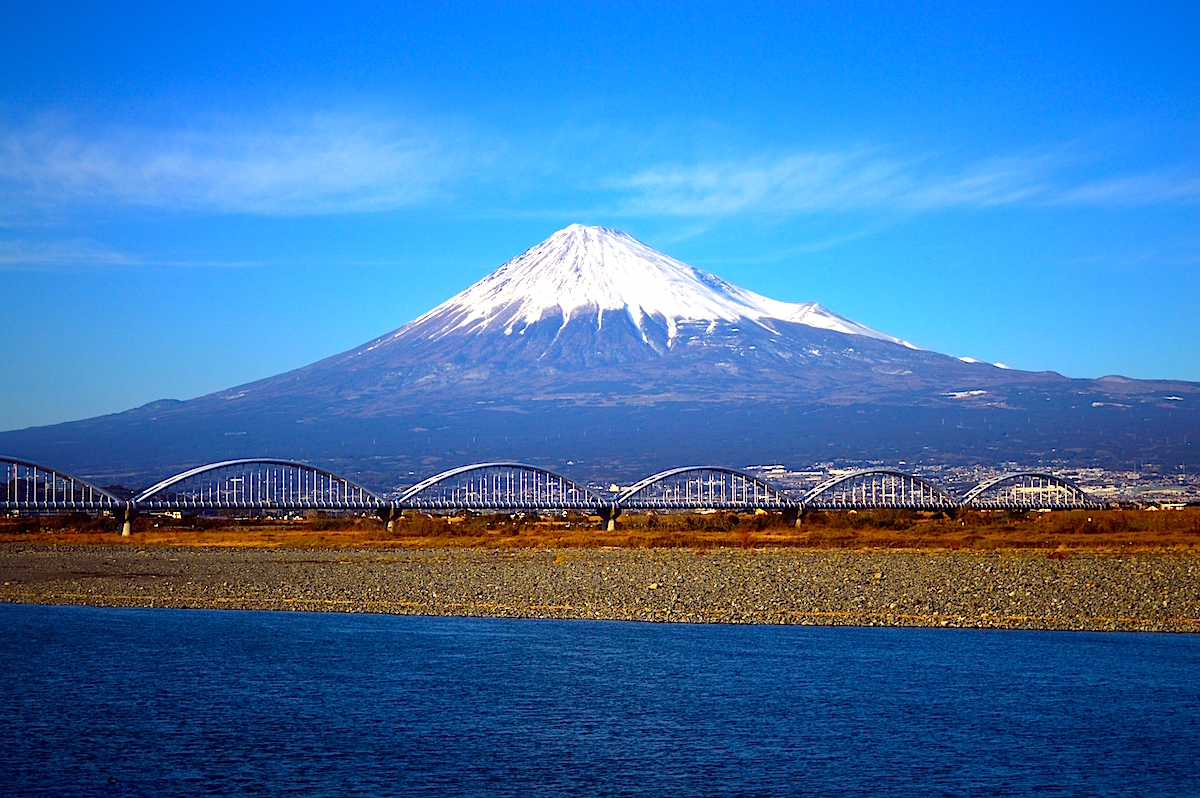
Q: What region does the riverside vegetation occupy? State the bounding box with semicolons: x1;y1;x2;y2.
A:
2;507;1198;551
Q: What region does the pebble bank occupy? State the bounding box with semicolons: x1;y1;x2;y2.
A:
2;545;1198;632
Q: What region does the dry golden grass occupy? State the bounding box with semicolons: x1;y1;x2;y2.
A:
2;507;1199;551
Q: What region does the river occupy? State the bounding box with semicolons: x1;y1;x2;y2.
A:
2;604;1198;795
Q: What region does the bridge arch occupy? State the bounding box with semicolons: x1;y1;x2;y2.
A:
803;469;957;510
617;466;797;510
397;462;603;511
960;472;1099;510
134;459;384;510
1;456;127;511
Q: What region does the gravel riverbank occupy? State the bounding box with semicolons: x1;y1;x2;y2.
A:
2;545;1198;632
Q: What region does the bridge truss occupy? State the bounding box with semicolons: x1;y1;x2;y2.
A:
396;462;602;511
804;469;958;511
3;455;1104;527
134;459;384;511
960;472;1100;510
1;456;127;512
619;467;797;511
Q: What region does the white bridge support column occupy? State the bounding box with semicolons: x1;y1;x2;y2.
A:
117;507;135;537
599;506;620;532
378;506;400;533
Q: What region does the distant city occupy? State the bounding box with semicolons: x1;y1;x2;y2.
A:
740;462;1198;508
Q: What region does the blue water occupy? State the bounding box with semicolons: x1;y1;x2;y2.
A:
2;605;1199;796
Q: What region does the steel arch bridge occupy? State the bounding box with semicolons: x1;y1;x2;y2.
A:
618;467;798;511
3;456;1105;534
803;469;958;510
134;459;385;511
960;472;1100;510
2;456;128;512
396;462;603;512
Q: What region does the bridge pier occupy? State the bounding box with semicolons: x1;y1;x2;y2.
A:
599;505;620;532
782;507;802;528
117;507;136;537
377;506;400;533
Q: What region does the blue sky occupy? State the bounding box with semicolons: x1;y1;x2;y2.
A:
2;2;1198;431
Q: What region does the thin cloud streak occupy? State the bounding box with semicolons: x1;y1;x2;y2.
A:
0;112;465;216
2;111;1198;219
0;239;139;269
0;239;424;271
0;239;271;270
1055;173;1200;205
614;151;1199;216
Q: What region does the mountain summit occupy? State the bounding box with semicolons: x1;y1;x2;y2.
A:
2;224;1195;487
405;224;909;348
335;224;922;375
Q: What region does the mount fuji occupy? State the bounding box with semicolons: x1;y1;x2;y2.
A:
2;224;1196;489
401;223;909;347
232;224;1001;407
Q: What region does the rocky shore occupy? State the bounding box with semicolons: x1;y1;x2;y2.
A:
1;544;1198;632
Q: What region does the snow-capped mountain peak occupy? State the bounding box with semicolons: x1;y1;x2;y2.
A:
406;224;912;348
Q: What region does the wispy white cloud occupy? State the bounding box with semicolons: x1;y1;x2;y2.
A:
0;237;431;271
2;110;1198;219
615;151;903;215
612;149;1200;216
0;238;272;270
0;112;466;216
902;156;1054;208
0;239;132;267
1055;173;1200;205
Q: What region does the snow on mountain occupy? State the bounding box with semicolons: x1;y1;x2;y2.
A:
400;224;914;349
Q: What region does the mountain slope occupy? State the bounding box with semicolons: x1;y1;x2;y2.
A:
2;224;1197;489
234;225;1016;406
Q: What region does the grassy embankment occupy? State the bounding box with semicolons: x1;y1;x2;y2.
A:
2;507;1199;551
